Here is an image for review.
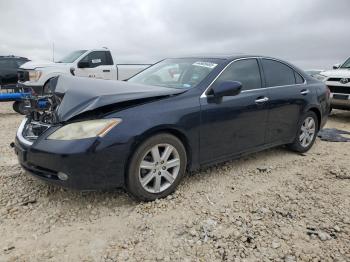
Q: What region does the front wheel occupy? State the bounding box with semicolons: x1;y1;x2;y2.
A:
288;111;319;153
126;133;187;201
12;101;27;115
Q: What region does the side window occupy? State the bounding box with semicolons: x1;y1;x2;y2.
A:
214;59;262;91
262;59;296;87
294;72;304;84
80;51;110;68
105;52;113;65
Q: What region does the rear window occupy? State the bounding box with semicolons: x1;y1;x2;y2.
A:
294;72;304;84
262;59;296;87
0;59;19;69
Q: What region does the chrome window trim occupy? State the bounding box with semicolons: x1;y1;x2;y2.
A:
239;82;308;93
200;56;307;98
17;118;33;146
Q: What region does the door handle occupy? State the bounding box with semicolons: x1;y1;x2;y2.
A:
300;89;310;95
255;97;269;104
103;70;111;72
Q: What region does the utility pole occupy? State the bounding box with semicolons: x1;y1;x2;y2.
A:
52;42;55;62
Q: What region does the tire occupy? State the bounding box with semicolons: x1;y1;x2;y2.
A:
126;133;187;201
288;111;319;153
12;101;27;115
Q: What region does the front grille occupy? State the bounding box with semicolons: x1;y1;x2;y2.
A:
328;85;350;94
327;78;342;82
17;70;29;82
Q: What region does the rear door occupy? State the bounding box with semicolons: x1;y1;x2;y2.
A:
199;58;269;164
260;58;309;144
75;51;115;80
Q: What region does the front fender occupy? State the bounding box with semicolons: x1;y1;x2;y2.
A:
40;71;72;86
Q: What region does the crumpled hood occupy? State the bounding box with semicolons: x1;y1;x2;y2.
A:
53;76;185;122
321;68;350;78
20;61;71;70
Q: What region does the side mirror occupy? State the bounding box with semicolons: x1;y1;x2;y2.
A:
211;81;242;98
77;61;90;68
332;63;340;70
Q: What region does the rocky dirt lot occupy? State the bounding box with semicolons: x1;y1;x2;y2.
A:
0;102;349;262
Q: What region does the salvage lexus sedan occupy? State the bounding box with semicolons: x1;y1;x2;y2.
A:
14;55;330;200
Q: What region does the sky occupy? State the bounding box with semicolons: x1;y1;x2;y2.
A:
0;0;349;69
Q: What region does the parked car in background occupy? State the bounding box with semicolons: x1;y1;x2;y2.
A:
17;48;151;95
0;55;30;90
313;57;350;111
305;69;324;77
14;55;330;200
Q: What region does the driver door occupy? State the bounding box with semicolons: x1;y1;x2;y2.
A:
74;51;115;80
199;58;269;164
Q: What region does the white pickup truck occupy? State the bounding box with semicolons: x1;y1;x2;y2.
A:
315;57;350;111
17;48;150;94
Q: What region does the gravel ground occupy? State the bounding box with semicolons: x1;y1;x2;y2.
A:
0;102;349;262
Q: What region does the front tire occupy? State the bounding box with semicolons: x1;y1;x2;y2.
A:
126;133;187;201
288;111;318;153
12;101;27;115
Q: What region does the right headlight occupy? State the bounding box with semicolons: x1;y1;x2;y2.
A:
47;118;122;140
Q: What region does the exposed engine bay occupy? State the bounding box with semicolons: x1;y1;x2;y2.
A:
21;92;63;141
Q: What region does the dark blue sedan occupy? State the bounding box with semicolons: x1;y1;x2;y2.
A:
14;55;330;200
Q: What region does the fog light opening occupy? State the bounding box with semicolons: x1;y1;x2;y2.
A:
57;172;69;181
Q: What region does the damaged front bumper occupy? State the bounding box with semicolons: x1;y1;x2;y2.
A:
14;118;129;190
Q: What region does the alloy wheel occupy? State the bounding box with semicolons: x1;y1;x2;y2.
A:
299;116;316;148
138;143;181;194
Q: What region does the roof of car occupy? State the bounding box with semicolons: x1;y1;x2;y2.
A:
173;54;271;60
0;55;29;60
169;54;309;77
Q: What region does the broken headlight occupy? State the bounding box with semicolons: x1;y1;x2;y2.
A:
47;118;122;140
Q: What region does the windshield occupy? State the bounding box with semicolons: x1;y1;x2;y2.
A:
128;58;221;89
57;50;87;63
340;58;350;69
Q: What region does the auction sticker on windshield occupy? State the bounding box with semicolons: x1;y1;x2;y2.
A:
192;61;218;69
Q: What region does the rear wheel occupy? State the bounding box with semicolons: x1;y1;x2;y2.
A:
288;111;318;153
126;133;187;201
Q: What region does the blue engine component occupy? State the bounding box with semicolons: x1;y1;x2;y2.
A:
37;99;49;109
